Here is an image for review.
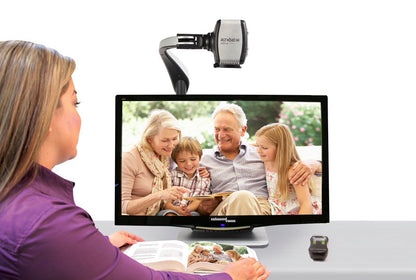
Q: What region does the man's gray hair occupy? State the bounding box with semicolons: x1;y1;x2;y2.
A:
212;103;247;129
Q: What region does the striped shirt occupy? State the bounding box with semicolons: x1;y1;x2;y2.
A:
170;168;211;206
200;142;269;198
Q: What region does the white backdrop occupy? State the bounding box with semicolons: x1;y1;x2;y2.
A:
2;0;415;221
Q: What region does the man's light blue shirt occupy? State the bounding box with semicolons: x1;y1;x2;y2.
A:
200;142;269;198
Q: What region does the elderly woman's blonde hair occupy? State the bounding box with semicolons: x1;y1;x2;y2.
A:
139;109;181;151
0;41;75;201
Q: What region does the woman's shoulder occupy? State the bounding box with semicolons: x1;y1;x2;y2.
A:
123;146;140;159
0;186;90;256
122;147;146;168
0;187;114;279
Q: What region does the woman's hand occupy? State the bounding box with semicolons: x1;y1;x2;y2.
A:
108;231;144;248
224;258;270;280
159;186;189;200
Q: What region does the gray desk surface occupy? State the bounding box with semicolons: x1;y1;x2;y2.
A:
95;221;416;280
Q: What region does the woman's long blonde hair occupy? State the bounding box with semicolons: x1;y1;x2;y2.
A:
256;123;311;201
0;40;76;201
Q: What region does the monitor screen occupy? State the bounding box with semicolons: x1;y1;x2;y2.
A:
115;94;329;234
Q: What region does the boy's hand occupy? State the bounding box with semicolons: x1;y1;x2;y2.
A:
198;167;210;178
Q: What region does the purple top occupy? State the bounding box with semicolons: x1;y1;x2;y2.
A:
0;164;231;280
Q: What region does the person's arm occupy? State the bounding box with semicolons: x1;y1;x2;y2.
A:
125;187;189;215
292;183;313;214
289;160;322;186
21;202;241;280
187;199;202;212
163;199;192;216
289;167;313;214
196;176;216;215
164;199;175;211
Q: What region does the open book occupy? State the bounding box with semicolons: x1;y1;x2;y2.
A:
182;192;233;200
123;240;257;274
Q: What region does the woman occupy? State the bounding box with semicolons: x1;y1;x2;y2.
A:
121;109;189;215
0;40;269;280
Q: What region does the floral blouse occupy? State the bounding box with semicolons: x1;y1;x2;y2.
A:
266;170;322;215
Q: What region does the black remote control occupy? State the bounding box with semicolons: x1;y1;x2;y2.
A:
309;236;329;261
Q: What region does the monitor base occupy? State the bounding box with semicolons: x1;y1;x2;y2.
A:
177;227;269;247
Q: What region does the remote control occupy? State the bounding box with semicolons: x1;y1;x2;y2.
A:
309;236;328;261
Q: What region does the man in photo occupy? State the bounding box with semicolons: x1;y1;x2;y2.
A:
199;103;321;215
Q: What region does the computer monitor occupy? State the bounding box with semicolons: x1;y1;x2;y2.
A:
115;94;329;246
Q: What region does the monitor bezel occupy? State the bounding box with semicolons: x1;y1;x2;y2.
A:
115;94;329;229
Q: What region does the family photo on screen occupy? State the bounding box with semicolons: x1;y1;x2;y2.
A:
121;100;322;216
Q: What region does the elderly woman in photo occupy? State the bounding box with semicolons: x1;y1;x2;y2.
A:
122;109;189;215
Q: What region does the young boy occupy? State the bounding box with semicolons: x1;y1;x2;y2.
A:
163;137;211;216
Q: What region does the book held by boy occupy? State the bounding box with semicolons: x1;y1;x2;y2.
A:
182;192;233;200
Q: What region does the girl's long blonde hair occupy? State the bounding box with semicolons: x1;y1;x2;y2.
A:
0;40;76;201
256;123;312;201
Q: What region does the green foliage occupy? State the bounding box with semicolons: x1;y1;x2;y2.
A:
190;241;216;248
121;100;322;150
219;244;234;251
122;101;220;123
200;131;216;149
231;101;282;138
279;102;322;146
233;246;248;255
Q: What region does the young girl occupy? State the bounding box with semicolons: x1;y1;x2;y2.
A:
255;123;321;215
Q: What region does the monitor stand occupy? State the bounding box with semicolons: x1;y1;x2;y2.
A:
177;227;269;247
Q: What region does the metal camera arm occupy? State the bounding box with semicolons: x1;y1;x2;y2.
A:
159;20;248;95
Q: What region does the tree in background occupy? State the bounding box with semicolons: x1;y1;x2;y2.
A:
122;100;322;150
231;101;282;138
279;102;322;146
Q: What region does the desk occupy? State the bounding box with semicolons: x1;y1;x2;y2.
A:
95;221;416;280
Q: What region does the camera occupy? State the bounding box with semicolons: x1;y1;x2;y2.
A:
160;20;248;95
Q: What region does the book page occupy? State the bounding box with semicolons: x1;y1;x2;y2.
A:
212;192;233;197
182;192;233;200
123;240;258;274
186;241;257;274
123;240;188;272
